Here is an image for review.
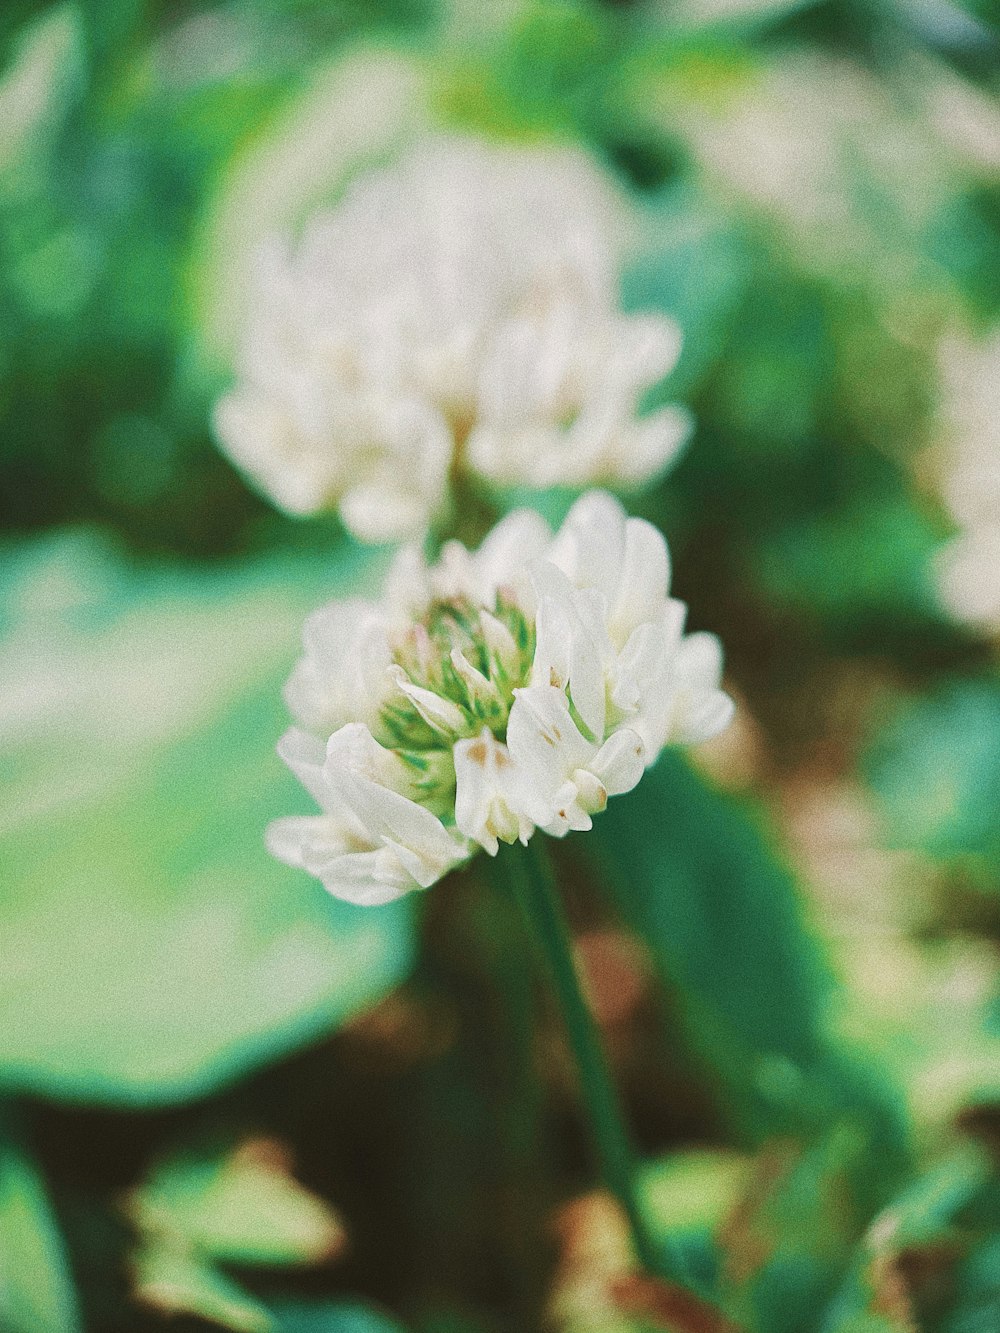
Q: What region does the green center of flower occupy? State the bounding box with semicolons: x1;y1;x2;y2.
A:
375;594;535;756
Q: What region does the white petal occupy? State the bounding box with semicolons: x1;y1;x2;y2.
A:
564;589;608;742
530;566;608;739
266;815;336;869
675;631;725;690
275;728;331;810
611;518;669;644
340;484;433;544
472;507;552;606
479;609;521;680
325;724;469;887
383;837;458;891
266;815;415;906
300;598;379;669
384;544;432;620
214;391;334;516
476;318;536;425
325;721;409;790
466;424;553;487
611;622;661;719
548;490;627;603
613;313;683;385
318;850;417;906
538;780;594;837
531;593;574;694
507;686;594;813
570;768;609;815
338;398;453;543
285;599;391;733
429;540;480;602
453;729;534;855
590;727;646;796
614;404;693;486
671;689;735;746
387;665;469;738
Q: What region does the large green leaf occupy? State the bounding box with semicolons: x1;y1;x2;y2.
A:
0;1124;82;1333
589;756;908;1173
0;531;412;1105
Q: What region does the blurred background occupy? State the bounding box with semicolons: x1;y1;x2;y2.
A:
3;1;1000;1330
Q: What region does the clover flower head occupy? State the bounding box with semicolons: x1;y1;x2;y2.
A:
215;138;691;543
268;492;733;905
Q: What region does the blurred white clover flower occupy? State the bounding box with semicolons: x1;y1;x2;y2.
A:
214;138;691;543
267;491;733;905
934;330;1000;632
659;50;962;290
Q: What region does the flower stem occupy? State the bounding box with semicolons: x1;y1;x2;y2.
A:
501;837;663;1278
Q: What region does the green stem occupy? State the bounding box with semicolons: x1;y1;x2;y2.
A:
500;837;663;1277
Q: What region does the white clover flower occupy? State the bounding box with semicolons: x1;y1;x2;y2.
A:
933;329;1000;633
267;492;733;904
215;138;691;543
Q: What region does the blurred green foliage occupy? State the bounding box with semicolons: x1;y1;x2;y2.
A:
592;758;907;1176
125;1138;347;1332
3;0;1000;1330
866;681;1000;888
0;1119;82;1333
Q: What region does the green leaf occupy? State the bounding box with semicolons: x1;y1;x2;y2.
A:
0;1127;82;1333
128;1138;352;1333
719;1126;879;1333
865;680;1000;877
589;756;909;1171
757;495;943;632
641;1149;752;1236
820;1148;993;1333
591;755;827;1112
0;532;413;1105
133;1239;271;1333
269;1300;408;1333
128;1139;344;1268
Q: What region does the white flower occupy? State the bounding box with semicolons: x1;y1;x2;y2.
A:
506;687;647;837
453;728;535;856
664;51;952;268
466;310;689;491
271;492;733;904
266;726;468;907
215;138;691;543
933;329;1000;633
